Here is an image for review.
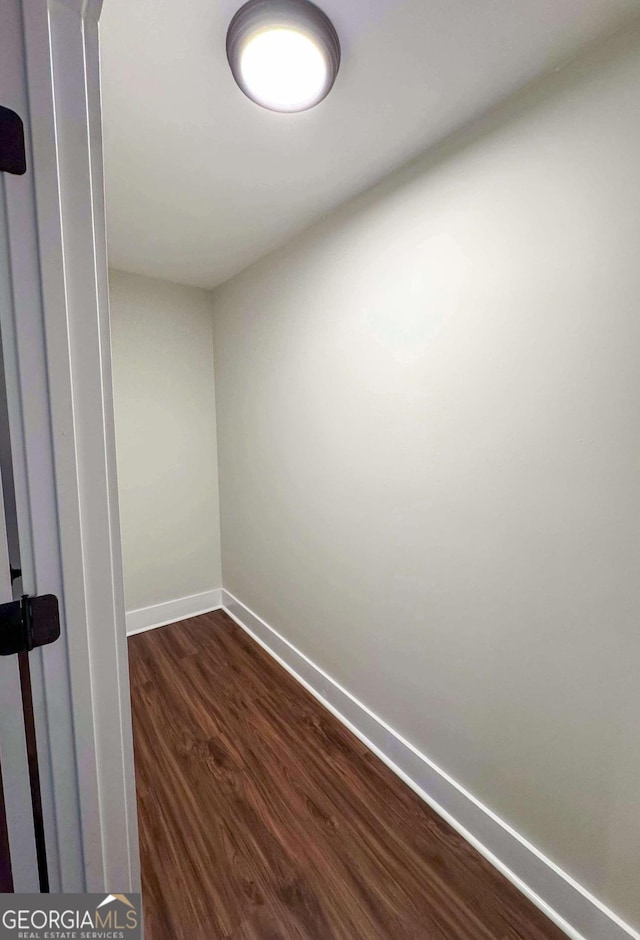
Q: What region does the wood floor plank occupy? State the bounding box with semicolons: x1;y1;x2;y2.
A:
128;611;566;939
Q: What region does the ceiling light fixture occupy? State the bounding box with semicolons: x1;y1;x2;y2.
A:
226;0;341;113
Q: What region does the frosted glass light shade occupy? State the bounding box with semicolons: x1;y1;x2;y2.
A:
227;0;341;113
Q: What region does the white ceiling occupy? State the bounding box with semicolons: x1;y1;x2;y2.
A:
101;0;638;289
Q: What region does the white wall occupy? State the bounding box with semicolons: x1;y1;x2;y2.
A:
110;269;221;614
212;26;640;931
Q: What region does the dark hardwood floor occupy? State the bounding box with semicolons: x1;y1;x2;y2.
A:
128;611;565;939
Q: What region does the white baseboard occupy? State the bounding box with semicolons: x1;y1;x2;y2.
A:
221;589;639;940
126;589;222;635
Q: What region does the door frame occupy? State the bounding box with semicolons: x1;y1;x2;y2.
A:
3;0;139;891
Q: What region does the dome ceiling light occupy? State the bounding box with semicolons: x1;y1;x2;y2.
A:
226;0;341;113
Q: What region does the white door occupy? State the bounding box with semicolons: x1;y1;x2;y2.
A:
0;15;47;893
0;0;140;896
0;23;57;890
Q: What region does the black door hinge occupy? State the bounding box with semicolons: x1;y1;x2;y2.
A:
0;106;27;175
0;594;60;656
